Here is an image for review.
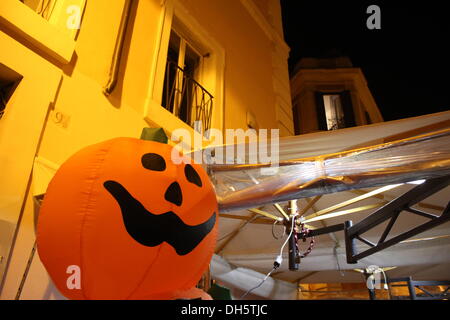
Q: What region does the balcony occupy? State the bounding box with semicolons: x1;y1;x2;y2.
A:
162;60;214;133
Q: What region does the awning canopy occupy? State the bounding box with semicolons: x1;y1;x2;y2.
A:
206;111;450;299
207;111;450;212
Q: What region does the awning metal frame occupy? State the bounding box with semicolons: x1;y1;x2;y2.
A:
388;277;450;300
291;175;450;270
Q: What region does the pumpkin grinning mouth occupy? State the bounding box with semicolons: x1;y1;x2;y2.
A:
103;180;216;255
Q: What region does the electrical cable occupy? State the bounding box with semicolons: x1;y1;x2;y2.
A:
278;215;296;259
380;268;389;290
333;243;345;277
271;220;286;240
217;215;258;242
240;267;277;299
239;214;298;299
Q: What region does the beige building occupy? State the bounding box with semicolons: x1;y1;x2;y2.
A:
290;56;384;134
0;0;293;299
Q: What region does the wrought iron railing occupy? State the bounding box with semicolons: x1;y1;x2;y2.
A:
162;60;214;133
19;0;57;20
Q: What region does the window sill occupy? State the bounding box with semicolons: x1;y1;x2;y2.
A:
0;0;76;64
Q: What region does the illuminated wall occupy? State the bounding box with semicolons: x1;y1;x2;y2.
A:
0;0;292;299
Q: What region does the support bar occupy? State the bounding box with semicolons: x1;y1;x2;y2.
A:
284;176;450;266
348;176;450;237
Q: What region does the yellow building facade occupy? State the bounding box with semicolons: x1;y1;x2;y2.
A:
0;0;293;299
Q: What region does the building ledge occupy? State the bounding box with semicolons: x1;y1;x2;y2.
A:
0;0;76;64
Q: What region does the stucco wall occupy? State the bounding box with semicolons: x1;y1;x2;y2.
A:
0;0;292;299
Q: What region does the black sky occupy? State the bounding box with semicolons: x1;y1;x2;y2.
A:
280;1;450;121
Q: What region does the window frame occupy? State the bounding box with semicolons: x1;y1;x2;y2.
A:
164;28;205;125
316;90;356;131
322;93;345;130
144;0;225;147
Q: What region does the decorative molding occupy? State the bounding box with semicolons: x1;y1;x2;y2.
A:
0;0;76;64
239;0;294;135
238;0;290;57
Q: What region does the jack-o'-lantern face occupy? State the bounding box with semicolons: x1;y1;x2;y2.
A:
37;138;218;300
103;155;216;256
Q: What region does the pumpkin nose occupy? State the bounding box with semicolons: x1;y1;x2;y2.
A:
164;182;183;206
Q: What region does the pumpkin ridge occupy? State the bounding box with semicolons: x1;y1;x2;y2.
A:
78;139;116;299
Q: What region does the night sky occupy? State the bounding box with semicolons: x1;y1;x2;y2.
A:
280;1;450;121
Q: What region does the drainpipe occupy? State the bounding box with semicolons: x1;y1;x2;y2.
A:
103;0;133;96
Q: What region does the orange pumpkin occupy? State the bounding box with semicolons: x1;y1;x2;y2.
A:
37;137;218;300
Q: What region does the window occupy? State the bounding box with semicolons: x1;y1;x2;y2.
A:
146;1;224;140
0;63;22;120
316;91;356;131
161;29;213;133
323;94;345;130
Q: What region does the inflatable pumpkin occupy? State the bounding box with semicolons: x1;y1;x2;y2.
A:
37;137;218;299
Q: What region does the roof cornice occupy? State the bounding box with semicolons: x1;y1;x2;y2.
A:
239;0;290;58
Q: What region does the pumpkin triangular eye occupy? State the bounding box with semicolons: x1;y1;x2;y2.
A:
185;164;202;187
141;153;166;171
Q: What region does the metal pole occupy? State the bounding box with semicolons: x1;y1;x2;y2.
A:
288;200;299;271
407;276;417;300
344;220;357;264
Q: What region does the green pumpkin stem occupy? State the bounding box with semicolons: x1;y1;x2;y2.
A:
140;128;168;144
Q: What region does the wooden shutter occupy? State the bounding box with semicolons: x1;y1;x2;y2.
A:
315;92;327;131
341;90;356;128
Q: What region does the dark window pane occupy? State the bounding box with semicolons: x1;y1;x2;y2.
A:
184;44;200;79
179;45;201;125
341;91;356;128
315;92;327;131
0;63;22;120
162;31;181;111
167;30;181;64
161;29;212;132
